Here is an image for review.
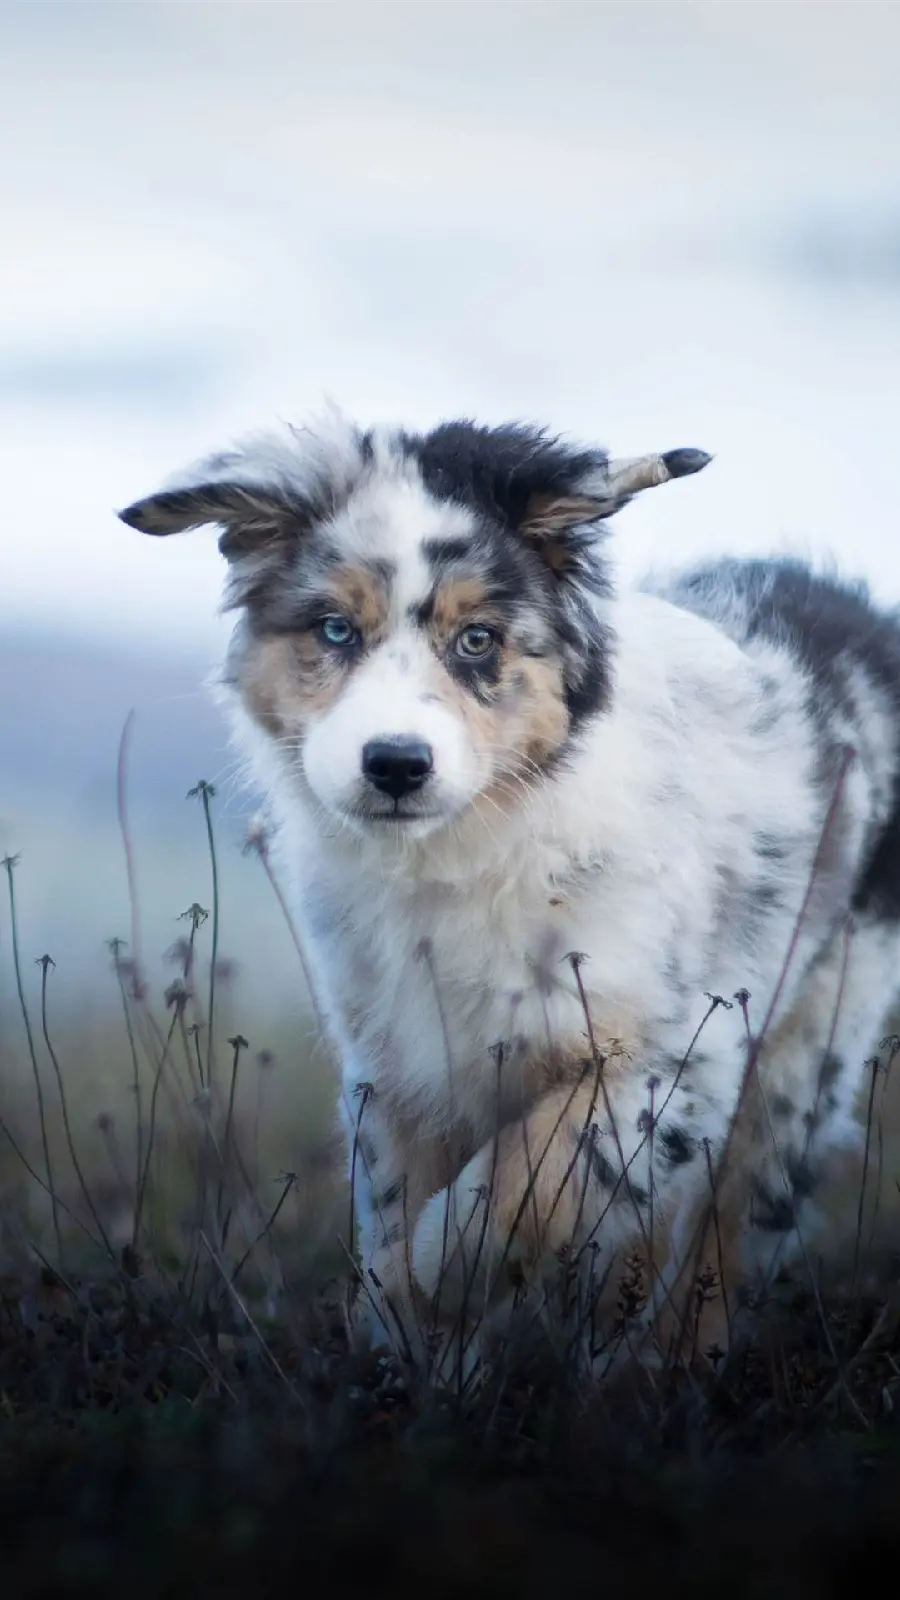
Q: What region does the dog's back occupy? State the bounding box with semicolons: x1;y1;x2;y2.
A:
648;555;900;921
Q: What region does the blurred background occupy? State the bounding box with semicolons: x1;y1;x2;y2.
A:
2;0;900;1256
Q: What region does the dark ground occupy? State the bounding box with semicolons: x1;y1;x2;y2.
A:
2;1258;900;1599
4;715;900;1597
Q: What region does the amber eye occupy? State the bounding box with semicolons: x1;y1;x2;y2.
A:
319;614;358;648
455;624;499;660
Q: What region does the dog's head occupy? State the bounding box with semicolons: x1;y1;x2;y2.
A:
120;411;709;842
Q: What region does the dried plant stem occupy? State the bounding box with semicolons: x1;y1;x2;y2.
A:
189;780;220;1090
116;712;143;988
111;946;145;1208
230;1171;297;1289
3;855;62;1262
216;1033;247;1234
199;1231;308;1410
133;1010;181;1246
37;955;116;1262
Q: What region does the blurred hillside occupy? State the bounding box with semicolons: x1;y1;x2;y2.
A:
0;628;283;994
0;628;335;1215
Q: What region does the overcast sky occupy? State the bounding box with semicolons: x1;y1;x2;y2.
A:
3;0;900;661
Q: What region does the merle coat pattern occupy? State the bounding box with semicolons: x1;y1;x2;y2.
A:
120;410;900;1373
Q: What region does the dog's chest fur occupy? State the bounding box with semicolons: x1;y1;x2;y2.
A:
304;850;666;1132
290;754;759;1144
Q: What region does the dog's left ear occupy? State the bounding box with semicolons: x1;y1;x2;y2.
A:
521;447;712;551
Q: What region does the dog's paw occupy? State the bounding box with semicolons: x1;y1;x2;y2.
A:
410;1153;539;1317
411;1176;487;1313
348;1285;395;1356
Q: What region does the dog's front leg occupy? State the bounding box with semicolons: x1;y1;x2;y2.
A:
409;1065;650;1308
342;1074;463;1365
408;1058;729;1364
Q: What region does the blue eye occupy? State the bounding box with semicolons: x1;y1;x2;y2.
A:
455;624;498;659
320;615;357;648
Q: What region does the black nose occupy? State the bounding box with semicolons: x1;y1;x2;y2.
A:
361;739;434;801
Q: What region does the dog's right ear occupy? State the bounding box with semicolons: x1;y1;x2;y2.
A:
118;470;299;560
119;413;367;560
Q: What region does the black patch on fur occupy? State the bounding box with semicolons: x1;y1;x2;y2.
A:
752;881;782;908
754;832;789;864
658;1124;695;1167
664;557;900;921
563;641;612;731
750;1187;795;1233
585;1140;617;1191
422;536;475;566
771;1094;794;1119
662;1050;707;1080
445;645;504;699
750;1152;818;1232
786;1154;818;1200
401;421;616;733
373;1177;406;1210
818;1052;843;1090
358;1137;378;1170
582;1134;649;1206
662;448;712;479
402;421;606;532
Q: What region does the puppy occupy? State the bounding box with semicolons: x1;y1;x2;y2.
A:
120;411;900;1374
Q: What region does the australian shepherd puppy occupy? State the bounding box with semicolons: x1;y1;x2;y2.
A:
120;411;900;1375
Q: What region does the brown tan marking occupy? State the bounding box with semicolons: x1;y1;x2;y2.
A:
326;562;391;636
520;492;608;574
237;632;346;735
521;492;608;541
427;1047;631;1266
425;575;494;643
508;654;570;767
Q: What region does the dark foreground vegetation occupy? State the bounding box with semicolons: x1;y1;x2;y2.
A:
3;784;900;1597
2;1258;900;1598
